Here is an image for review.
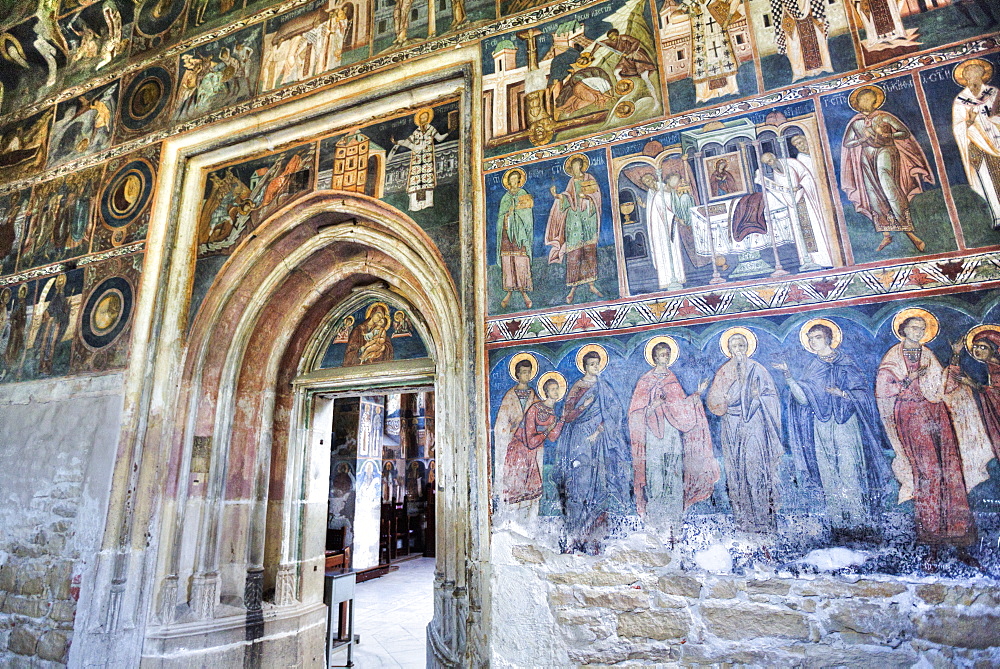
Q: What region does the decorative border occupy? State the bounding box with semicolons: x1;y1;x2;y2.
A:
483;36;999;172
0;242;146;287
485;250;1000;346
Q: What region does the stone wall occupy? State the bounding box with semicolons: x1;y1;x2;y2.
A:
0;375;123;667
492;534;1000;666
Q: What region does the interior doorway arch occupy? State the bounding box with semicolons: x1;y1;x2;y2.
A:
142;191;475;667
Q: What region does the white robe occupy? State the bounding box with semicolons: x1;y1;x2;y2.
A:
953;84;1000;229
854;0;906;47
646;185;687;290
757;158;833;268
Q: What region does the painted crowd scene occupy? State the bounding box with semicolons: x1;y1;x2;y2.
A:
490;287;1000;575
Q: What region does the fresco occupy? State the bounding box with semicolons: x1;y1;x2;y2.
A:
489;287;1000;573
822;76;954;265
17;164;103;271
609;101;841;297
47;80;119;168
481;0;662;156
171;24;261;123
320;299;428;368
920;54;1000;251
259;0;370;91
317;100;461;275
0;110;54;182
371;0;493;55
71;252;141;374
745;0;857;91
93;145;159;251
655;0;757;114
116;63;174;140
0;188;30;276
185;0;244;32
131;0;187;54
485;149;618;314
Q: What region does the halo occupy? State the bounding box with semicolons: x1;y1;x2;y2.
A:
508;351;538;382
965;324;1000;352
502;167;527;190
643;335;679;367
848;85;885;112
615;78;635;96
719;327;758;358
575;343;608;373
537;371;567;401
891;308;939;344
364;301;390;321
414;106;434;125
954;58;993;88
799;318;843;351
563;153;590;176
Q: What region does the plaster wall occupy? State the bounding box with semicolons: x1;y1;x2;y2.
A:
0;375;123;667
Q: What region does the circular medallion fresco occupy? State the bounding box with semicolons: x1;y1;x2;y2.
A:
81;276;133;350
100;159;155;229
121;67;172;131
137;0;186;38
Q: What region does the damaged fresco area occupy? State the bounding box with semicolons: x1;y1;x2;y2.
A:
489;287;1000;578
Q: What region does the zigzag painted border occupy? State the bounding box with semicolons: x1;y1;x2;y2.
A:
485;249;1000;346
0;243;146;287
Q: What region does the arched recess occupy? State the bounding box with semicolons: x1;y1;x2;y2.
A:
141;190;473;666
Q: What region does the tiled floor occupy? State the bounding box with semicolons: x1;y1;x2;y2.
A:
334;557;434;668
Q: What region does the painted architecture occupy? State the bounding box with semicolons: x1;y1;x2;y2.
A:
0;0;998;663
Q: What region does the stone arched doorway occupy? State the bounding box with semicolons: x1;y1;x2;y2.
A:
141;192;476;666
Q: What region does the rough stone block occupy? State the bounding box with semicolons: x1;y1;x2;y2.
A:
580;588;650;611
547;572;635;587
826;600;912;643
916;610;1000;649
657;574;702;599
917;584;947;605
47;563;73;600
49;601;76;623
617;610;691;641
50;504;77;519
548;587;578;607
708;579;741;599
701;603;810;640
653;593;689;609
596;549;671;570
745;579;791;596
4;595;48;618
801;644;917;668
18;577;44;597
510;545;544;564
36;631;69;662
0;565;15;592
7;626;39;656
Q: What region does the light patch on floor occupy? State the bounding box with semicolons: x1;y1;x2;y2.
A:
335;557;435;668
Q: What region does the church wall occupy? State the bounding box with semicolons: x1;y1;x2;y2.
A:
0;0;998;663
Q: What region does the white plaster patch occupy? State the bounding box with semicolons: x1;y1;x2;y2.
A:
799;547;869;571
694;544;733;573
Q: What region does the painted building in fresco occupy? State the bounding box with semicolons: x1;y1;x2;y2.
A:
0;0;998;663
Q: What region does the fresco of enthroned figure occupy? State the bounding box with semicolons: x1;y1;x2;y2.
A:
610;102;840;297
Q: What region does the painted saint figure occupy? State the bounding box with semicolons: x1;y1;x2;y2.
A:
769;0;832;81
545;154;603;304
952;59;1000;230
710;158;738;197
628;337;718;530
852;0;907;47
494;353;540;497
680;0;741;102
875;309;993;563
343;302;394;366
840;85;933;253
775;319;892;538
503;371;567;519
950;325;1000;461
553;345;634;554
3;284;29;378
391;107;450;212
757;143;833;269
707;328;784;533
496;168;535;310
641;173;687;290
35;274;70;376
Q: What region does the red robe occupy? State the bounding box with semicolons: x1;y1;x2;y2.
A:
503;401;563;504
628;368;719;515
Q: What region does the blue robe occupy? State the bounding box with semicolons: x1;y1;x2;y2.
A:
553;374;634;550
785;349;892;513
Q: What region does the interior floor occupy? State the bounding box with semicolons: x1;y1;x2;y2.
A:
341;556;435;668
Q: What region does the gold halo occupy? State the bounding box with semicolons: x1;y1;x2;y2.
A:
615;78;635;95
563;153;590;176
848;85;885;112
719;327;758;358
615;101;636;118
799;318;843;351
891;308;939;344
414;106;434;126
575;343;608;373
965;324;1000;352
502;167;526;190
954;58;993;88
508;351;538;382
644;335;679;367
537;371;567;401
364;301;390;321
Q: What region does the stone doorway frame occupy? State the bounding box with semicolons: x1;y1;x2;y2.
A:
72;57;488;668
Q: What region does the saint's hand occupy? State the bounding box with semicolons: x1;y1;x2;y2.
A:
950;338;965;356
550;186;559;197
826;386;846;398
772;361;788;373
968;108;979;126
697;378;709;394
